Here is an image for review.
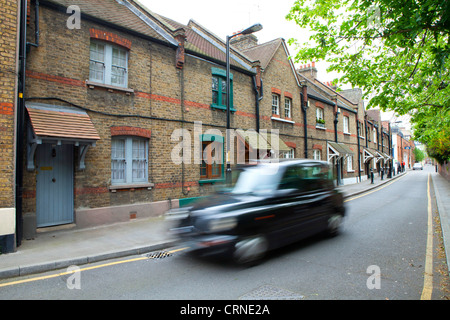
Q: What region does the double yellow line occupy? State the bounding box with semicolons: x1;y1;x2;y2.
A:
0;247;187;288
344;172;434;299
421;174;434;300
1;173;435;299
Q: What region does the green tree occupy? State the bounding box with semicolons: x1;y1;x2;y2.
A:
413;146;425;163
287;0;450;162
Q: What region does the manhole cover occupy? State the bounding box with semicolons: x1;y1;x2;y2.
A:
240;284;304;300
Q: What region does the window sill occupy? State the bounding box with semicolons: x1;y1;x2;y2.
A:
199;178;224;185
315;126;327;130
271;116;295;124
109;182;154;192
86;80;134;95
344;132;351;135
210;104;236;113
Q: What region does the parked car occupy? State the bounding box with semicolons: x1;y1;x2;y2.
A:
166;159;346;265
413;162;423;170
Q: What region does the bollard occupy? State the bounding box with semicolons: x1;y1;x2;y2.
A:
370;168;374;184
381;168;384;180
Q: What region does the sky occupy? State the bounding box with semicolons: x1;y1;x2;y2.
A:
138;0;410;125
139;0;330;77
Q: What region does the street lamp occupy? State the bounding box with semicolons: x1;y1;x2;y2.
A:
225;23;263;185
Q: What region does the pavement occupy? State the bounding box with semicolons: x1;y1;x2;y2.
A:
0;168;448;280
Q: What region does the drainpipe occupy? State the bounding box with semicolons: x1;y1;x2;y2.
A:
252;72;263;133
364;117;368;148
333;99;339;143
381;128;385;176
332;96;340;185
16;0;29;248
301;83;308;158
27;0;40;49
356;116;361;183
174;29;189;196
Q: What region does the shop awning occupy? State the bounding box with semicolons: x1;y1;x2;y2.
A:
235;129;269;151
236;129;291;153
259;131;291;152
381;151;392;160
363;148;375;163
374;150;386;163
327;141;354;162
26;102;100;170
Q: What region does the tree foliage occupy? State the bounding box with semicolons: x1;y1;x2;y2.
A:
287;0;450;162
413;146;425;163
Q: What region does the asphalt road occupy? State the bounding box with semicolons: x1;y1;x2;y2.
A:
0;166;448;302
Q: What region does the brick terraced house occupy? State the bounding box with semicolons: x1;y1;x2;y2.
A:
0;0;393;251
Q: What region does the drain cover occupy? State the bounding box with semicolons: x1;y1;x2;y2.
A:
146;250;172;259
240;284;304;300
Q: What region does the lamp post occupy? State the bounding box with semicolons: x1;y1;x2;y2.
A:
225;23;262;185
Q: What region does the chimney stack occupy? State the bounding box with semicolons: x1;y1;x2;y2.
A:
297;61;317;80
230;33;258;51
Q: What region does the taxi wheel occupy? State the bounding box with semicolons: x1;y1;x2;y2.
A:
233;235;268;265
326;213;343;237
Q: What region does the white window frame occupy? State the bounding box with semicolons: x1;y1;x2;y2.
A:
284;97;292;118
282;147;295;159
111;136;148;185
313;149;321;160
316;107;324;121
343;116;350;134
90;40;128;88
360;153;364;171
272;94;280;115
347;155;353;172
373;128;377;143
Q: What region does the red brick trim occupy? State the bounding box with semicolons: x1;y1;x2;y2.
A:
271;87;281;95
284;91;293;99
0;102;14;115
110;126;151;139
312;144;323;150
90;28;132;50
135;91;181;105
285;141;296;148
26;70;85;87
154;181;198;189
235;110;256;119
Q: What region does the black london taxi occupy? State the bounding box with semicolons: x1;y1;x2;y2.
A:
166;159;345;264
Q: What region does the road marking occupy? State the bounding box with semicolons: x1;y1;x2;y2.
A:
344;173;407;202
0;247;188;288
421;173;433;300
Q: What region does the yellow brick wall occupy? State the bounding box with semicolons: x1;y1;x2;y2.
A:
0;0;18;208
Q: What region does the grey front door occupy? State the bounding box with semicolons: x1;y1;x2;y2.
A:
36;144;74;227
